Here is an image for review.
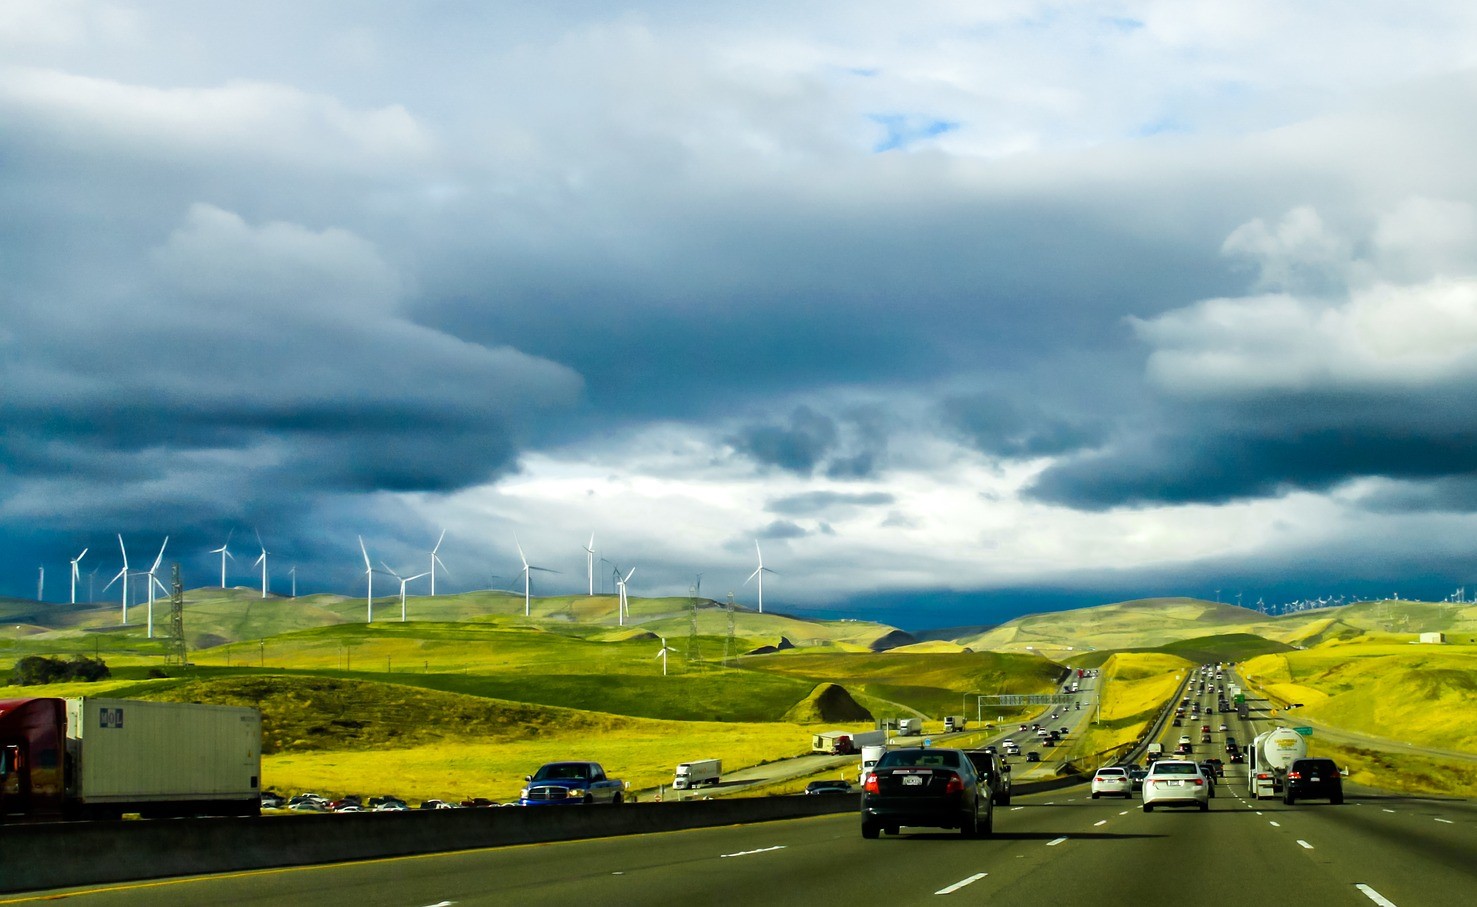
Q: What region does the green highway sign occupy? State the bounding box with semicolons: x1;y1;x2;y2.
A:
1293;726;1313;736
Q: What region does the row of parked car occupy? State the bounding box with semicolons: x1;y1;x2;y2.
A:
261;792;503;812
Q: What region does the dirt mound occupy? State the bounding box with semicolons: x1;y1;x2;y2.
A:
868;629;918;651
781;682;874;724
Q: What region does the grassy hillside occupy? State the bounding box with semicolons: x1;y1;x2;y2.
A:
1240;640;1477;754
1073;652;1193;764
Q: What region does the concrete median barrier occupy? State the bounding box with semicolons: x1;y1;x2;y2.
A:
0;795;858;894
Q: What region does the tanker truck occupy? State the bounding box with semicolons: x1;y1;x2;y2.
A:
1247;727;1308;799
0;697;262;822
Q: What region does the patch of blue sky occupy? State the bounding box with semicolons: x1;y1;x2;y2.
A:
869;114;960;153
1101;16;1144;32
1134;116;1191;138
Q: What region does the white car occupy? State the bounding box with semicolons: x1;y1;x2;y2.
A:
1090;767;1132;799
1142;760;1210;812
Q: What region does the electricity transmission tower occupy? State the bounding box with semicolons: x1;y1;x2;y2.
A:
165;564;187;667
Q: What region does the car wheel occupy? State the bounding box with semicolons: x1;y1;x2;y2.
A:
998;793;1011;806
1283;793;1295;805
1091;792;1100;799
1331;794;1344;805
960;803;979;838
611;793;623;806
862;821;880;839
980;805;994;836
1143;804;1153;812
1199;800;1209;812
583;795;595;805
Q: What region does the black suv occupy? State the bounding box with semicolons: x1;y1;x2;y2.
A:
861;747;994;838
965;749;1013;805
1284;757;1343;805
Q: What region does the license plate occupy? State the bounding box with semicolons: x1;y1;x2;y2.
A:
902;775;924;786
1310;777;1320;782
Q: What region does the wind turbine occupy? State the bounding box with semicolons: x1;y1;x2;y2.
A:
616;567;635;626
102;534;130;624
210;530;234;588
37;566;44;602
360;536;376;622
87;566;99;603
144;537;169;639
584;534;596;596
745;540;777;614
429;530;448;596
69;548;88;605
654;636;677;676
289;565;297;599
253;531;268;599
515;537;557;617
381;563;429;621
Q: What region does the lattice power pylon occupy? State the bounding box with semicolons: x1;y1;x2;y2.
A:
723;593;736;666
165;564;188;667
685;583;702;666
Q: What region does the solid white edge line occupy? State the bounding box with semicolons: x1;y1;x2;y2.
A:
1010;806;1025;811
1297;839;1314;849
1356;883;1399;907
1434;818;1454;824
1094;820;1107;826
1046;836;1068;846
936;872;988;895
1383;809;1396;813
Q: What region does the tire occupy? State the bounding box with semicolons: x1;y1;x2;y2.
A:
960;803;979;838
1143;803;1154;812
1199;800;1209;812
1091;792;1100;799
980;805;994;836
611;793;623;806
1283;793;1295;805
583;795;595;805
862;821;880;839
998;792;1011;806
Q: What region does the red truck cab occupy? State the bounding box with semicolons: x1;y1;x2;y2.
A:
0;698;66;822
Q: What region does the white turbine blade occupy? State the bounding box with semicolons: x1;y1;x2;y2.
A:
118;534;128;567
76;547;88;562
380;561;403;580
151;537;169;572
516;537;529;568
152;576;169;596
359;535;371;568
254;552;265;568
433;554;450;576
407;572;429;582
433;529;446;554
624;567;636;582
745;567;760;584
103;568;125;592
531;565;559;574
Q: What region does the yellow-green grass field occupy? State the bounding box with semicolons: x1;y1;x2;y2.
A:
1073;652;1193;764
1240;640;1477;754
1304;739;1477;798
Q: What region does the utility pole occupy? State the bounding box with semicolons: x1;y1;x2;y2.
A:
165;564;187;667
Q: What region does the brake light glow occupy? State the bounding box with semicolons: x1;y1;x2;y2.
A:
863;773;879;794
1287;771;1302;781
943;772;964;795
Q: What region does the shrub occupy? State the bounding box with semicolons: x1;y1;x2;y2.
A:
9;655;112;686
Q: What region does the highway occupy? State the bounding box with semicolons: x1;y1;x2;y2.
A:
7;667;1471;906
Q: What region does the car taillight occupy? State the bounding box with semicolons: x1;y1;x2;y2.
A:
944;772;964;795
1093;776;1103;782
863;773;879;794
1193;778;1203;786
1287;771;1301;780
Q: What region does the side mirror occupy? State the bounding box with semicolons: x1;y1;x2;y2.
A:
1340;768;1349;777
1002;763;1012;773
524;775;533;782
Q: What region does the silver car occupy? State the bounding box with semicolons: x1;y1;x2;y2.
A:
1141;760;1210;812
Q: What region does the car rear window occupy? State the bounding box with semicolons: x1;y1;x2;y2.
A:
1294;759;1337;773
1097;768;1126;776
1151;762;1199;776
879;750;961;768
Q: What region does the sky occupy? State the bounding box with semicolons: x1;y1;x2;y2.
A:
6;2;1477;630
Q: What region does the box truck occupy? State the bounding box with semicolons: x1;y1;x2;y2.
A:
896;718;921;736
672;758;721;789
943;716;968;732
0;697;262;822
858;744;888;785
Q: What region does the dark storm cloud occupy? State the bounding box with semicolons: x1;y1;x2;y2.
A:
757;520;808;540
1028;389;1477;509
728;406;840;474
941;392;1108;459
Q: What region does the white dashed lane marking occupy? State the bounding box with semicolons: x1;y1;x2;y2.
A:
1046;836;1068;846
1094;820;1107;826
1297;840;1314;849
1356;883;1399;906
1435;818;1454;824
936;873;988;895
1269;821;1281;827
720;846;785;858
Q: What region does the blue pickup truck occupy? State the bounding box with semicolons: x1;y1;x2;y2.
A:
518;761;626;806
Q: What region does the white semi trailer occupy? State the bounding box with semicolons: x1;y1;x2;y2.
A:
1248;727;1308;799
672;759;722;789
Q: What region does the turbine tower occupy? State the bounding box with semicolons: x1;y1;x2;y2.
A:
103;534;130;624
69;548;87;605
429;529;448;596
253;531;268;599
289;565;297;599
616;567;635;627
144;537;169;639
654;635;677;676
210;530;234;588
744;540;777;614
381;563;429;622
359;536;376;622
36;566;44;602
584;534;597;596
515;537;557;617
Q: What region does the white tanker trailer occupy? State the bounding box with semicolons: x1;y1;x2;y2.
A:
1247;727;1308;799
